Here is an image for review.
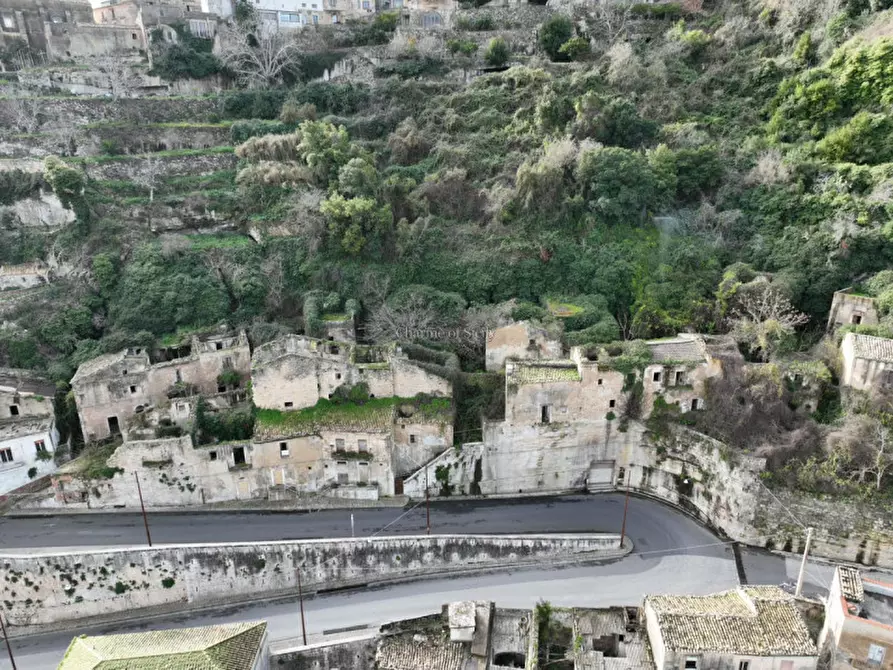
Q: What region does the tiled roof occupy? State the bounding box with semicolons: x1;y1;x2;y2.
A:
839;566;864;603
646;335;707;363
70;351;128;385
377;633;470;670
511;361;581;385
849;333;893;363
58;621;267;670
646;586;816;656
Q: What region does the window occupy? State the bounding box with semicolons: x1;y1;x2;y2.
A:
335;438;345;449
528;338;536;347
177;403;186;412
232;446;246;466
675;370;686;385
738;662;749;670
280;442;289;457
209;451;217;461
107;416;121;435
223;356;233;369
597;378;603;385
122;369;128;376
9;405;19;417
280;11;300;22
358;439;367;450
330;345;340;354
218;384;226;393
131;32;137;39
617;466;625;483
336;373;341;380
215;341;223;350
284;401;294;408
130;385;137;394
652;371;661;382
853;313;863;325
541;405;551;424
869;644;886;666
332;14;338;22
409;434;417;444
35;440;47;455
312;14;318;23
175;369;182;383
0;448;12;463
684;658;698;670
609;399;616;408
691;398;701;411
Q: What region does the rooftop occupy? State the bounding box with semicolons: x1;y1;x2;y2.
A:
509;360;581;385
839;566;864;603
847;332;893;363
0;368;56;397
0;415;54;440
58;620;267;670
646;335;707;363
70;351;132;385
645;586;816;656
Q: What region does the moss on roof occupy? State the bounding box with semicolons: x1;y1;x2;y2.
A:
512;361;581;385
255;395;451;441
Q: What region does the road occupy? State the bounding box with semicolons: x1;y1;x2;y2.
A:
0;494;853;669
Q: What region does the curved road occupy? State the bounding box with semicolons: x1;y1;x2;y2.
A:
0;494;836;670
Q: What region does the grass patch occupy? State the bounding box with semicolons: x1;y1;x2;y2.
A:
69;441;123;480
546;300;585;317
65;146;234;165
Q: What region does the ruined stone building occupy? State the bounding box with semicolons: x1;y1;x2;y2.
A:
0;368;60;495
820;566;893;670
0;0;94;62
828;288;878;333
485;319;563;372
70;330;250;442
840;332;893;393
0;262;50;290
93;0;219;40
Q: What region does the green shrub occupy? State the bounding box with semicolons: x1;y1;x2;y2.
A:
292;82;370;115
539;15;573;61
149;23;220;80
447;38;479;56
484;37;510;67
455;14;494;30
558;37;591;61
630;2;683;18
221;89;288;120
230;120;293;144
375;56;447;79
815;112;893;164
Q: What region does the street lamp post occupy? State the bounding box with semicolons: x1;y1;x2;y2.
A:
134;472;152;546
297;567;307;646
425;466;431;535
1;613;17;670
620;480;631;546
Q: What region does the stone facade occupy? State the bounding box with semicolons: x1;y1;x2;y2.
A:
0;0;94;60
251;335;451;411
641;335;721;416
840;332;893;392
828;288;878;333
70;330;251;442
485;320;563;372
0;369;59;495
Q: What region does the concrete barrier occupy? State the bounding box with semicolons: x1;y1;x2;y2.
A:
1;533;626;632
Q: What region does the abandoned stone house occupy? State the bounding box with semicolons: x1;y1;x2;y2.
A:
485;320;563;372
641;334;720;416
250;334;451;412
0;262;50;291
0;368;60;495
0;0;94;61
70;330;250;443
820;566;893;670
828;288;878;333
93;0;218;40
644;587;818;670
840;332;893;393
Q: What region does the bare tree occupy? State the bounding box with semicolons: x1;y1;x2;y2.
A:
130;156;163;204
586;3;632;46
730;283;809;361
217;23;298;88
261;254;284;312
46;123;82;157
830;414;893;492
366;299;442;343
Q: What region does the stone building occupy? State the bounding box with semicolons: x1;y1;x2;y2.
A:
93;0;218;39
252;0;369;28
0;262;50;291
644;586;818;670
820;566;893;669
0;369;60;495
59;621;269;670
251;334;451;412
828;288;878;333
0;0;94;60
70;330;250;442
485;320;563;372
840;332;893;393
641;334;721;416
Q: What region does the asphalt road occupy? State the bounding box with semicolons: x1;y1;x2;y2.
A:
0;494;855;669
2;494;691;549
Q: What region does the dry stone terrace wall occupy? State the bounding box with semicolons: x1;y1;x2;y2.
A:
77;150;236;180
0;96;220;128
0;534;623;629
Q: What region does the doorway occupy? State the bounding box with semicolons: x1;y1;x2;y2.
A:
107;416;121;435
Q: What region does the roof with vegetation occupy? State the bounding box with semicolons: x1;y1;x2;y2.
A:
58;621;267;670
645;586;816;655
510;360;581;385
848;332;893;363
255;395;451;441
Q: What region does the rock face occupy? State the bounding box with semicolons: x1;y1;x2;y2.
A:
0;191;76;228
0;533;623;629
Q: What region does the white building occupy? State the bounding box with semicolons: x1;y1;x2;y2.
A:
0;370;60;495
840;332;893;393
644;586;818;670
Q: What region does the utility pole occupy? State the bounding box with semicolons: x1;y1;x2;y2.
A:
795;527;814;598
134;472;152;547
297;567;308;646
1;612;17;670
620;480;631;547
350;513;355;538
425;466;431;535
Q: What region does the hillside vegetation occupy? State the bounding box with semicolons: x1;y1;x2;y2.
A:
5;0;893;493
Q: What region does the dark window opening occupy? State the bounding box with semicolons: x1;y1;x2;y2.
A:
541;405;551;424
336;373;341;380
130;385;137;394
494;652;526;668
739;662;750;670
597;378;603;385
330;345;340;355
107;416;121;435
285;401;294;408
853;314;863;325
209;451;217;461
685;660;698;670
653;371;661;382
232;446;246;465
691;398;700;410
215;341;223;350
609;399;616;408
675;371;685;385
9;405;19;416
175;369;182;383
409;434;416;444
218;384;226;393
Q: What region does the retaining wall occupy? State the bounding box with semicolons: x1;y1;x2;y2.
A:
0;533;623;630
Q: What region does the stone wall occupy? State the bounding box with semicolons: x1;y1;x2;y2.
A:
272;635;377;670
79;150;235;181
0;533;623;630
0;96;219;128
